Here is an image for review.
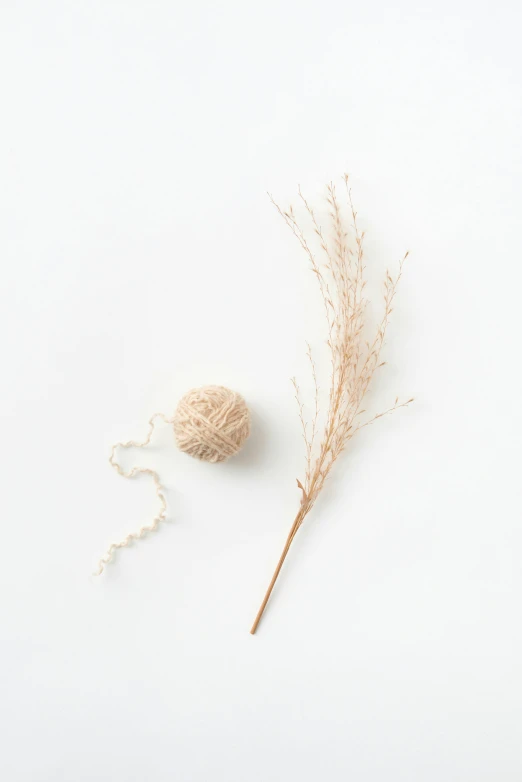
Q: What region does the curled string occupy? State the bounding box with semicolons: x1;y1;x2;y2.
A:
93;412;174;576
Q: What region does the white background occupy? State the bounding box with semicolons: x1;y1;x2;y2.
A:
1;1;521;780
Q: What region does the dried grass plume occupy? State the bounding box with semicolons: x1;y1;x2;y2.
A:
250;175;413;633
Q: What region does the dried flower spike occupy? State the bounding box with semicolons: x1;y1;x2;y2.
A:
250;176;412;634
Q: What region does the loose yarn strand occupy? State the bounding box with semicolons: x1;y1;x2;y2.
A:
93;413;174;576
94;386;250;576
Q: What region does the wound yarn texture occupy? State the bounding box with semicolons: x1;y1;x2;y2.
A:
94;385;250;575
174;385;250;463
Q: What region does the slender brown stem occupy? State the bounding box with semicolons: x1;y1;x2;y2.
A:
256;180;410;635
250;509;304;634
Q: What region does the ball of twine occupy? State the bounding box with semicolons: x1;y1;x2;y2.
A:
173;385;251;463
94;384;251;575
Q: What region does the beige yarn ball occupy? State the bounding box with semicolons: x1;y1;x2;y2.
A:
173;385;251;463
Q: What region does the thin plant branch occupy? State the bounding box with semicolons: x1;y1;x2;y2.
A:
250;176;412;634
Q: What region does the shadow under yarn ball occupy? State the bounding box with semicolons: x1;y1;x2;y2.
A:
173;385;251;463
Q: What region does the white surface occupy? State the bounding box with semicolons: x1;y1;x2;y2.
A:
1;1;521;780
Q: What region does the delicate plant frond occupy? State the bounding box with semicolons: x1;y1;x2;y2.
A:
251;178;411;634
353;398;414;434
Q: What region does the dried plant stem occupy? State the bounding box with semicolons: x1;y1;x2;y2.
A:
250;176;412;633
250;508;304;634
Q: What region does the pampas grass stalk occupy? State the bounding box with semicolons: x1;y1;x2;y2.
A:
250;175;412;634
